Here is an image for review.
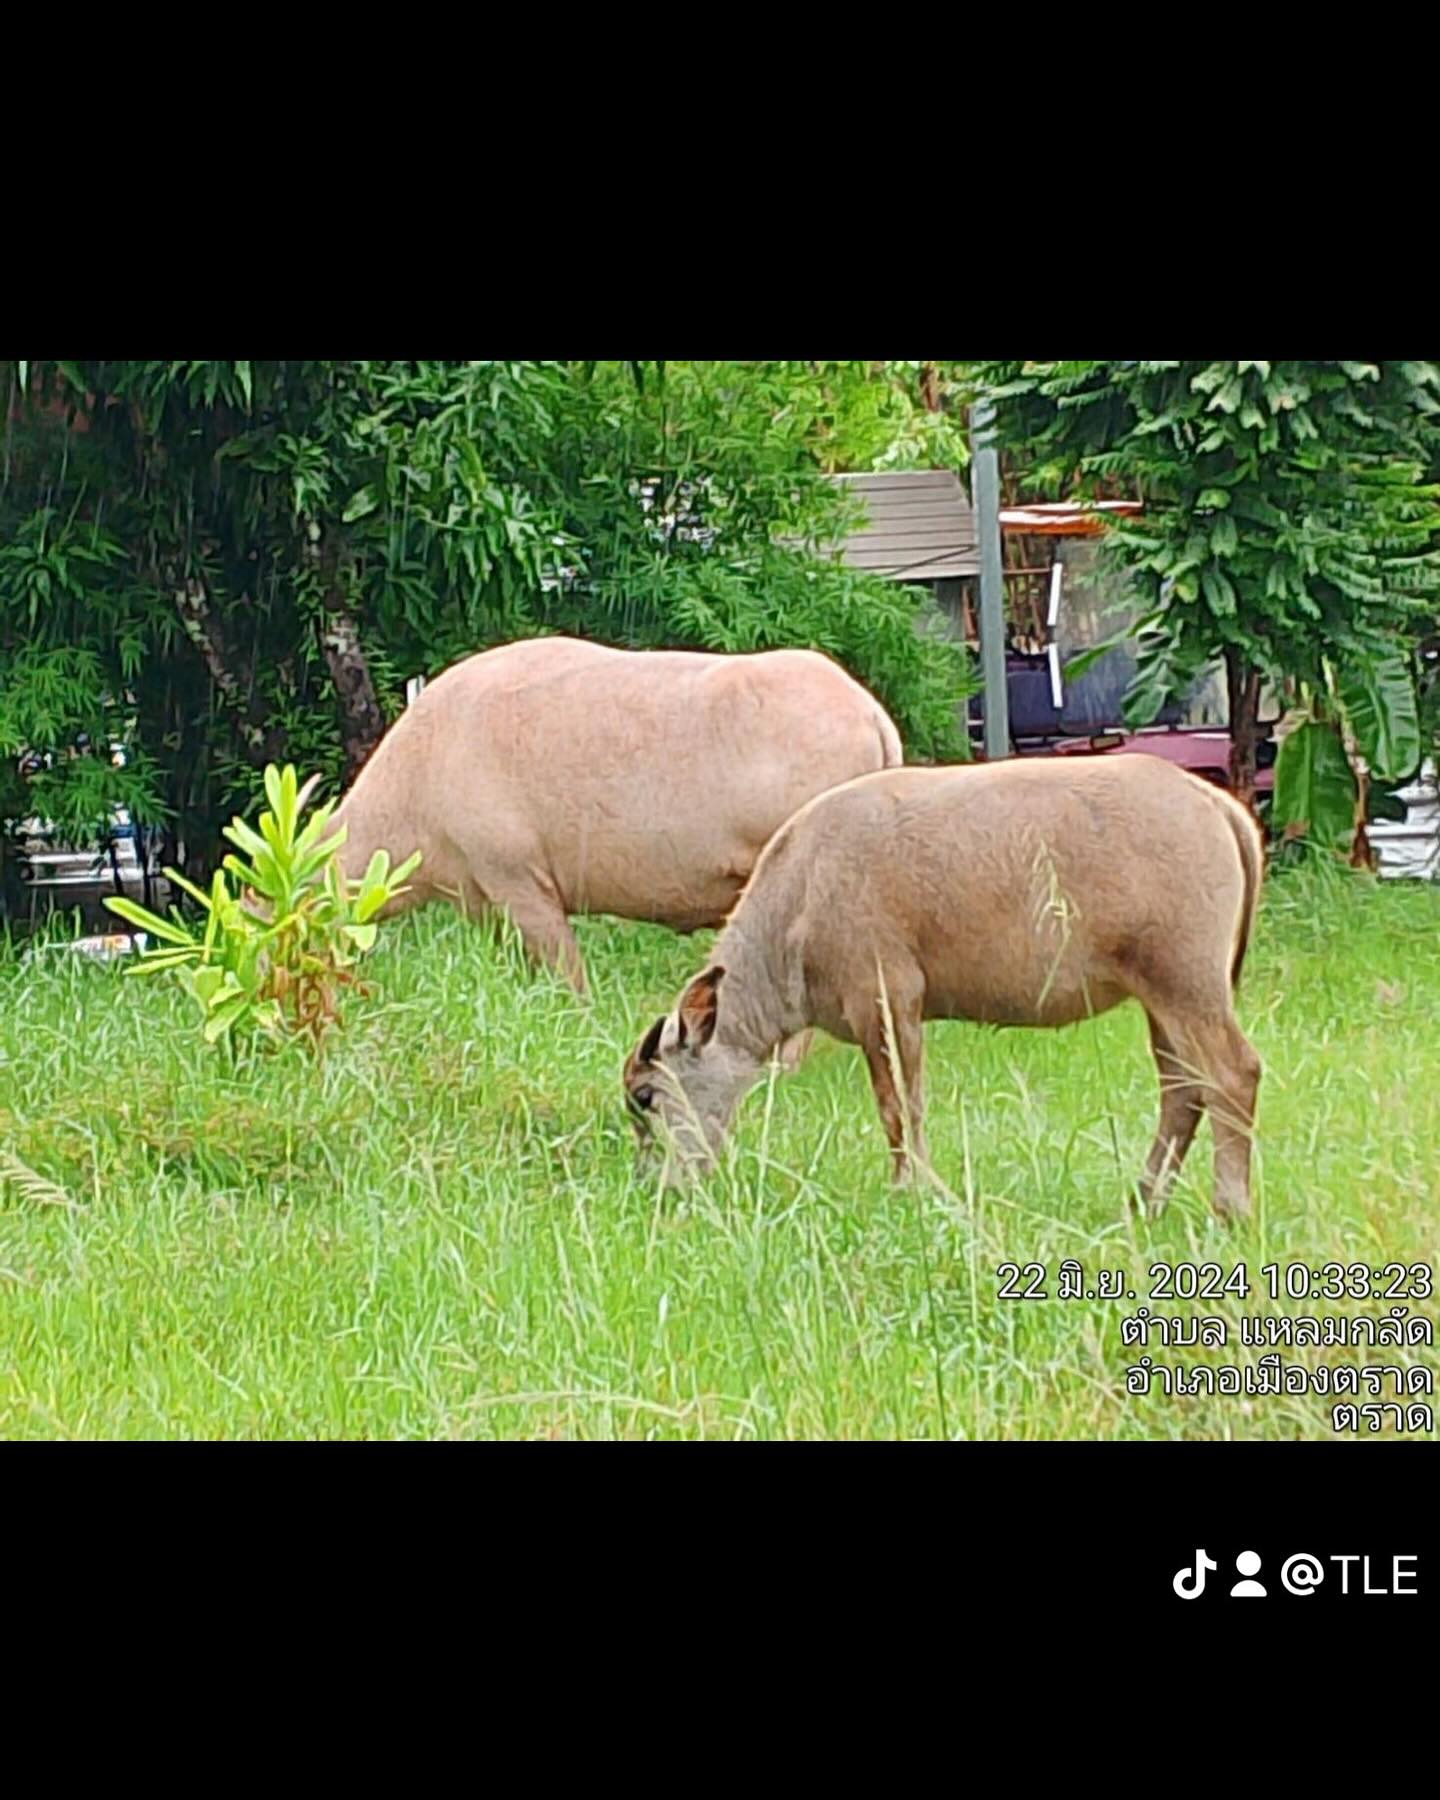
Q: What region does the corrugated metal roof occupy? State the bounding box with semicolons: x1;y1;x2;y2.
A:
823;470;979;582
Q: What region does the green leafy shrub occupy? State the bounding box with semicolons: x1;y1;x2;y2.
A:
975;360;1440;802
105;764;418;1048
3;361;978;889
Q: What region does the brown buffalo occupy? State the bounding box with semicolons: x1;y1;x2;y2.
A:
333;635;903;995
624;755;1264;1220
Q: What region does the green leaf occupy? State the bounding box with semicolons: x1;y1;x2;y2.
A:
223;817;271;861
294;831;347;883
1201;567;1237;616
294;805;340;857
203;996;250;1043
126;946;197;971
263;763;298;834
124;950;198;978
167;867;218;910
104;896;195;947
343;485;379;524
251;1000;284;1038
191;966;229;1004
1338;650;1423;785
221;851;274;895
1122;654;1180;728
1207;376;1243;414
1271;721;1356;849
1061;632;1131;682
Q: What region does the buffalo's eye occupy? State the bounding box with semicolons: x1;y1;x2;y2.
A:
634;1085;655;1110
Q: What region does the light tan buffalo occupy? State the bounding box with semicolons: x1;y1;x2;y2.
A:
333;635;903;995
623;755;1264;1220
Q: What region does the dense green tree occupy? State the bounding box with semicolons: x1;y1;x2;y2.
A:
2;360;975;901
975;361;1440;822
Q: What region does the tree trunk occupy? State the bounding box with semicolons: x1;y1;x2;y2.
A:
1225;646;1261;813
1349;769;1377;871
1340;707;1377;871
156;678;222;879
172;574;287;768
308;524;385;784
920;362;941;413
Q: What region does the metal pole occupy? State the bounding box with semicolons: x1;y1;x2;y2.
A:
971;399;1009;759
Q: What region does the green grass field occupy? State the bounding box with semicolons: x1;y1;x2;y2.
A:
1;864;1436;1439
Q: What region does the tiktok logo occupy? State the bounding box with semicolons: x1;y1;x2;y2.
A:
1173;1549;1219;1599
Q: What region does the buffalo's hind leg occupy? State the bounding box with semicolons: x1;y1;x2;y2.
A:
850;963;928;1183
1200;1014;1261;1222
1140;1007;1260;1222
1138;1013;1207;1216
483;874;587;996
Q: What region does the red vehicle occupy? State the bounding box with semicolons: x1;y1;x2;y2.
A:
1016;716;1276;794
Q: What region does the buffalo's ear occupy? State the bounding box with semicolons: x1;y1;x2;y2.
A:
637;1016;665;1065
676;966;725;1050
